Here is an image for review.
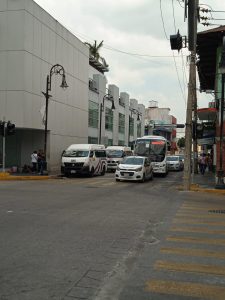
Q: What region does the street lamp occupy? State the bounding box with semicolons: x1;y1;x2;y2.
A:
42;64;68;167
215;37;225;189
99;94;115;144
128;108;141;147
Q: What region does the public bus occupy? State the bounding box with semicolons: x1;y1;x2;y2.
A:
134;135;168;176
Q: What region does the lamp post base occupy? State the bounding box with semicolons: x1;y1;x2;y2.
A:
215;170;225;189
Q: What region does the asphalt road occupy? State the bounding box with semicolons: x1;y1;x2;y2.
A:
0;172;225;300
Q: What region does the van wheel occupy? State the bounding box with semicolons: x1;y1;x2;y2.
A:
149;171;153;181
116;179;120;182
90;167;95;177
101;166;106;176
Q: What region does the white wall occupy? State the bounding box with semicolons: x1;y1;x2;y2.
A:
0;0;89;171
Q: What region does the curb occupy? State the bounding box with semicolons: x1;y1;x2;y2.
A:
190;186;225;195
0;174;58;180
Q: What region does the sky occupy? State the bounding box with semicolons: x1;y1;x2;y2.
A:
34;0;225;124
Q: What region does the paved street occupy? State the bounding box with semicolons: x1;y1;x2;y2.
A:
0;172;225;300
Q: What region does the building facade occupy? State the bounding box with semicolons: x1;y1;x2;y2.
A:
0;0;145;172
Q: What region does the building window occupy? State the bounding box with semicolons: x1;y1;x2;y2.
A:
88;137;98;144
118;140;125;146
88;101;99;128
105;108;113;132
129;117;134;136
118;113;125;134
137;123;141;137
108;139;113;146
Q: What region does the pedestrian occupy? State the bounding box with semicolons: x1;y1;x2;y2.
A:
37;150;45;175
199;153;206;175
31;150;38;173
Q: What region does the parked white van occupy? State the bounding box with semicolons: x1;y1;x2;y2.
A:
61;144;107;176
106;146;133;172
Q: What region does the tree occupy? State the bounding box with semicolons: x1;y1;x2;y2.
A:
177;137;185;148
85;40;108;68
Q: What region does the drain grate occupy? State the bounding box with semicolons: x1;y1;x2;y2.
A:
208;210;225;214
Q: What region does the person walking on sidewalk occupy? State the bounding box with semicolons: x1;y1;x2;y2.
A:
199;153;207;175
31;150;38;173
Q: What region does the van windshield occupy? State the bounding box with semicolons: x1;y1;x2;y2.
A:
63;150;89;157
106;150;123;158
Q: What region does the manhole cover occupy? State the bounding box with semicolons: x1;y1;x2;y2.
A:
208;210;225;214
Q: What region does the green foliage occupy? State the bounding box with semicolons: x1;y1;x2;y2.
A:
177;137;185;148
85;40;109;68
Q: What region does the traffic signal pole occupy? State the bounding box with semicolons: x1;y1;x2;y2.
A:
2;118;6;172
183;0;198;190
183;52;195;190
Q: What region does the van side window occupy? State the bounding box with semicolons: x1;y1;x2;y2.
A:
89;151;94;158
95;150;106;158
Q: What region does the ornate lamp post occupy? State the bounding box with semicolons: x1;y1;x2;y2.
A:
215;38;225;189
99;94;115;144
128;108;141;147
42;64;68;166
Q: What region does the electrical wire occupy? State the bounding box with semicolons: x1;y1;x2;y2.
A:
171;0;187;106
172;0;177;32
159;0;170;40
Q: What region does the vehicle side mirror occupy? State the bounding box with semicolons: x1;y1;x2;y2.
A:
61;150;65;157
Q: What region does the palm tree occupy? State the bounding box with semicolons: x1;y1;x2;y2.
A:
85;40;103;60
85;40;109;68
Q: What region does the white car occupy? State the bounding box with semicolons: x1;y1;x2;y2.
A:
115;156;153;182
166;155;184;171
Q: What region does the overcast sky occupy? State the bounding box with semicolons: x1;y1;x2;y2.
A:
34;0;225;124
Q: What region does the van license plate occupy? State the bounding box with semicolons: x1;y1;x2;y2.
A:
71;170;76;174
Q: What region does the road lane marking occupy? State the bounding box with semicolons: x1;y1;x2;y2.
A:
145;279;225;300
155;260;225;276
160;247;225;259
173;219;225;226
170;226;225;235
166;236;225;246
180;206;225;211
176;213;225;219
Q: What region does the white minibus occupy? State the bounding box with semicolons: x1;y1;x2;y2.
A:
61;144;107;176
106;146;133;171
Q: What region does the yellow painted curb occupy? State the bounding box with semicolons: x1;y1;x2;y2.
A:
190;186;225;195
0;172;10;177
0;175;54;180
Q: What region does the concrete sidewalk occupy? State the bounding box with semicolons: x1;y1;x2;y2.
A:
190;170;225;195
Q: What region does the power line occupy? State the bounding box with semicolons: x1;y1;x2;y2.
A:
159;0;170;40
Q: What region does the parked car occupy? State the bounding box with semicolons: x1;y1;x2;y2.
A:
115;156;153;182
166;155;184;171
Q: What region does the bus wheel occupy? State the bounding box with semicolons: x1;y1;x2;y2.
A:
101;166;106;176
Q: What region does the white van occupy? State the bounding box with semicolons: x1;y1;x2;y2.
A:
106;146;133;172
61;144;107;176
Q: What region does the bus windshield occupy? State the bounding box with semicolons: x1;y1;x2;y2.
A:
63;150;89;158
135;139;166;162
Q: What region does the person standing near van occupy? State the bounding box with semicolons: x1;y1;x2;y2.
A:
31;150;38;173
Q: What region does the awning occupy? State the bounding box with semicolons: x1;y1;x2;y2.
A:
197;108;217;121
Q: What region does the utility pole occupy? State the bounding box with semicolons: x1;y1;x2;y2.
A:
183;0;198;190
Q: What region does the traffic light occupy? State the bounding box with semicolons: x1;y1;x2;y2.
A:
7;121;15;135
0;121;5;136
170;30;183;52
